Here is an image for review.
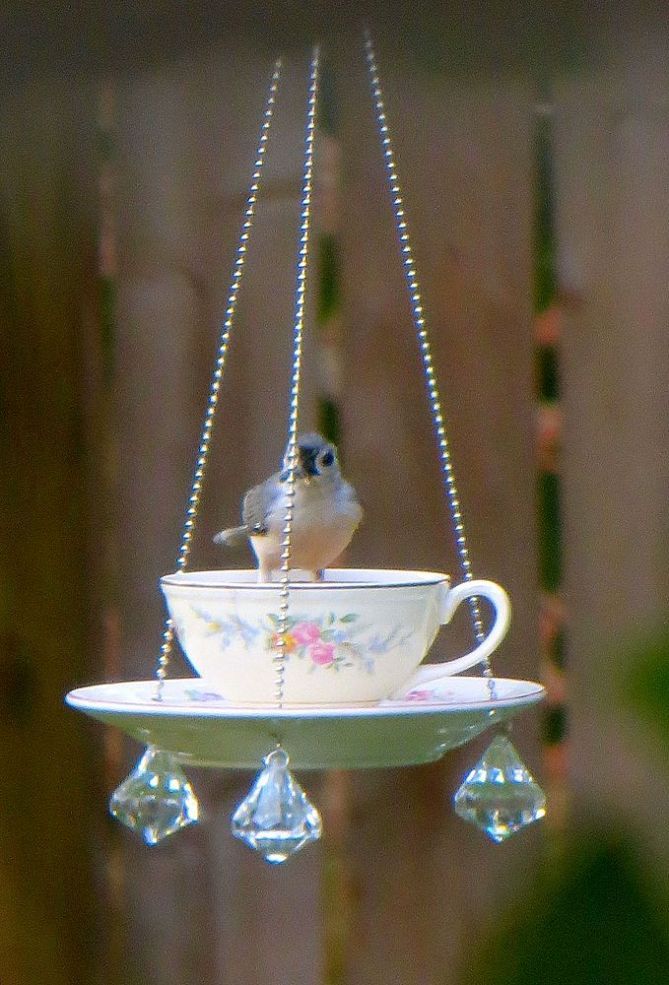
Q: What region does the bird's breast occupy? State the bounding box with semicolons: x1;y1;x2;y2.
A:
259;485;361;570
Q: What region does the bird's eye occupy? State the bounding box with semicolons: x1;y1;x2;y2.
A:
320;450;335;468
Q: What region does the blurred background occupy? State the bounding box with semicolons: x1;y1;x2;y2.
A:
1;2;668;983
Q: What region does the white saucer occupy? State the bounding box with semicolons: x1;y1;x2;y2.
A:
65;677;545;770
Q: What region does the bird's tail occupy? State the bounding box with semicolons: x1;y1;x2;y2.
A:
213;525;248;548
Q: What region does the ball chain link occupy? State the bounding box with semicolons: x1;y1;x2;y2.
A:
274;46;321;707
363;31;492;675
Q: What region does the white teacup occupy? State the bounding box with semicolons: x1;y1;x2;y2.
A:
160;569;511;705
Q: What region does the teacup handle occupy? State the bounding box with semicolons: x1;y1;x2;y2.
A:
439;578;511;674
405;580;511;690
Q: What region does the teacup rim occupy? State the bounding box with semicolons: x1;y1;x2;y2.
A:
160;567;452;590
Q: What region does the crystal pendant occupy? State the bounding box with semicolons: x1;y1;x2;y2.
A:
453;734;546;842
232;747;322;864
109;746;199;846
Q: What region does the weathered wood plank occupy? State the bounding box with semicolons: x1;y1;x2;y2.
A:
0;77;103;985
554;45;669;849
112;49;323;985
339;57;542;984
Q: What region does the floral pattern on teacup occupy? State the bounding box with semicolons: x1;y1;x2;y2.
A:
174;606;414;676
173;608;260;648
266;612;373;672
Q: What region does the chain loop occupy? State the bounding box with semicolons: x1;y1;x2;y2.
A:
363;31;492;673
274;46;321;706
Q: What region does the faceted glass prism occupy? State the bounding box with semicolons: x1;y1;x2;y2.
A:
454;734;546;842
232;748;322;864
109;746;199;846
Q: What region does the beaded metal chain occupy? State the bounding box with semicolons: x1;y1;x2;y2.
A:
274;46;321;706
153;59;283;699
363;31;492;672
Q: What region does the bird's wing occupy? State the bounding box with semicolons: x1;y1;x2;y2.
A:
242;475;281;536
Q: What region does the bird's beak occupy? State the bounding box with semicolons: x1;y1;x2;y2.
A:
299;447;319;478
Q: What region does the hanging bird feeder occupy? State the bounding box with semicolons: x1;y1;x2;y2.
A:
66;33;546;862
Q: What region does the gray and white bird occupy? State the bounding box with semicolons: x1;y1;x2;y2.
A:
213;433;362;581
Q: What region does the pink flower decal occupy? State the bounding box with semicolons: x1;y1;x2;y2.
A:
262;610;407;675
292;622;322;645
309;640;335;666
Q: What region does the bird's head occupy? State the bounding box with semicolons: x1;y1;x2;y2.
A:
281;433;340;485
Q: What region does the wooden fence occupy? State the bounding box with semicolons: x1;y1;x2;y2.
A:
1;7;668;984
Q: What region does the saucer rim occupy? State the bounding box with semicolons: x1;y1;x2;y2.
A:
65;676;546;720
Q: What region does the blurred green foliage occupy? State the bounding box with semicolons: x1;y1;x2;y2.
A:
625;625;669;754
318;397;342;447
459;835;669;985
535;120;556;314
537;472;562;592
317;233;341;325
536;343;560;402
540;704;567;746
319;60;338;137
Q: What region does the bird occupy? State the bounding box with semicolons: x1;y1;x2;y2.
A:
213;432;363;581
